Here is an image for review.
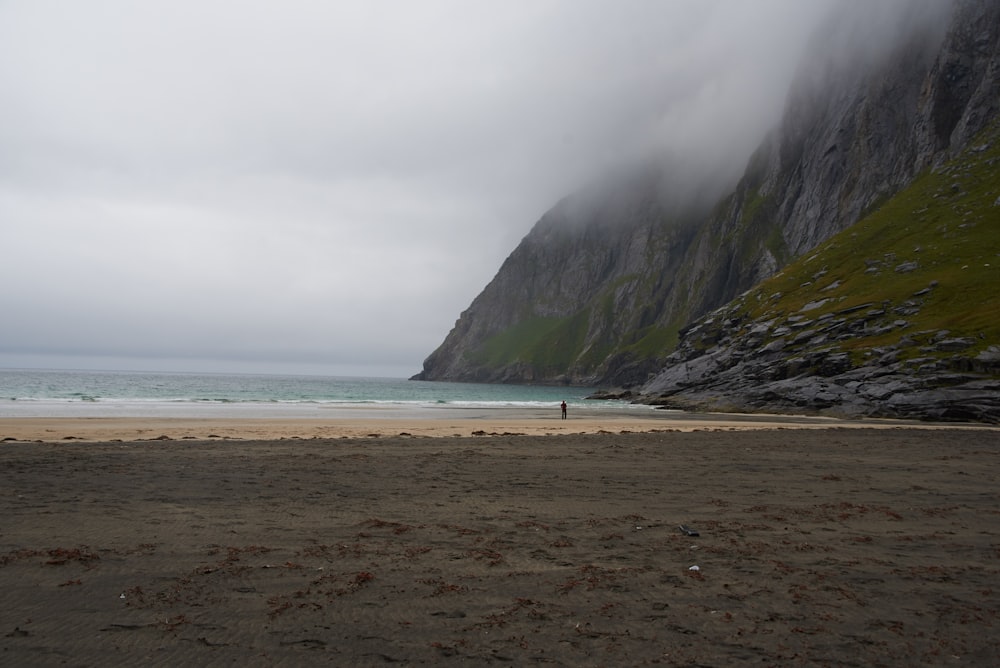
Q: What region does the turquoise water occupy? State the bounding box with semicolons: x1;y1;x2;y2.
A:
0;368;628;418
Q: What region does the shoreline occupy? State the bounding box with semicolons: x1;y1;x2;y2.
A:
2;408;996;442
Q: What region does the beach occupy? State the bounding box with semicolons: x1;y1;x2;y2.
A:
0;405;975;442
2;419;1000;665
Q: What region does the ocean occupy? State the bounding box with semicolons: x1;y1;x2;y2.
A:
0;368;640;419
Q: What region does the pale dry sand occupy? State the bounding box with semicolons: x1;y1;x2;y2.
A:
2;424;1000;665
0;409;983;443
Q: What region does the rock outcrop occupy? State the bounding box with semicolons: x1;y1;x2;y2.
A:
641;305;1000;423
415;0;1000;422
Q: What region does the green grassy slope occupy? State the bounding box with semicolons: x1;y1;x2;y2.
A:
467;313;590;374
729;122;1000;362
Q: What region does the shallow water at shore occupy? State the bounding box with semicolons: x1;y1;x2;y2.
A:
0;368;609;418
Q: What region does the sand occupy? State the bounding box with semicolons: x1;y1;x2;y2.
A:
2;421;1000;665
0;408;982;443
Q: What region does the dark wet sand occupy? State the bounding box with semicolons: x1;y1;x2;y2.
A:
2;427;999;665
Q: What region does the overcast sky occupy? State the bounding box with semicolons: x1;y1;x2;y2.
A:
0;0;846;377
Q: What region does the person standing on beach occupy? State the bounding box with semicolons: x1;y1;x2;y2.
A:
561;401;567;419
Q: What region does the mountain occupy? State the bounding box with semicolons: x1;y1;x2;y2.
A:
413;0;999;420
641;119;1000;422
412;165;721;386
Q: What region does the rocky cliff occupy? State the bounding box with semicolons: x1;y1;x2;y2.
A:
414;0;1000;411
413;165;715;386
636;0;1000;422
639;116;1000;422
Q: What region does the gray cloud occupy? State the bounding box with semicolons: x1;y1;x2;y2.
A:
3;0;915;377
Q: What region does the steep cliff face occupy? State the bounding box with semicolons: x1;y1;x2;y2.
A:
415;167;712;385
415;0;999;388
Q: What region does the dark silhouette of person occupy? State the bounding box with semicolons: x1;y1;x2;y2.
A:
561;401;567;419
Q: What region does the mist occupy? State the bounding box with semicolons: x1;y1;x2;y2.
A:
0;0;942;377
